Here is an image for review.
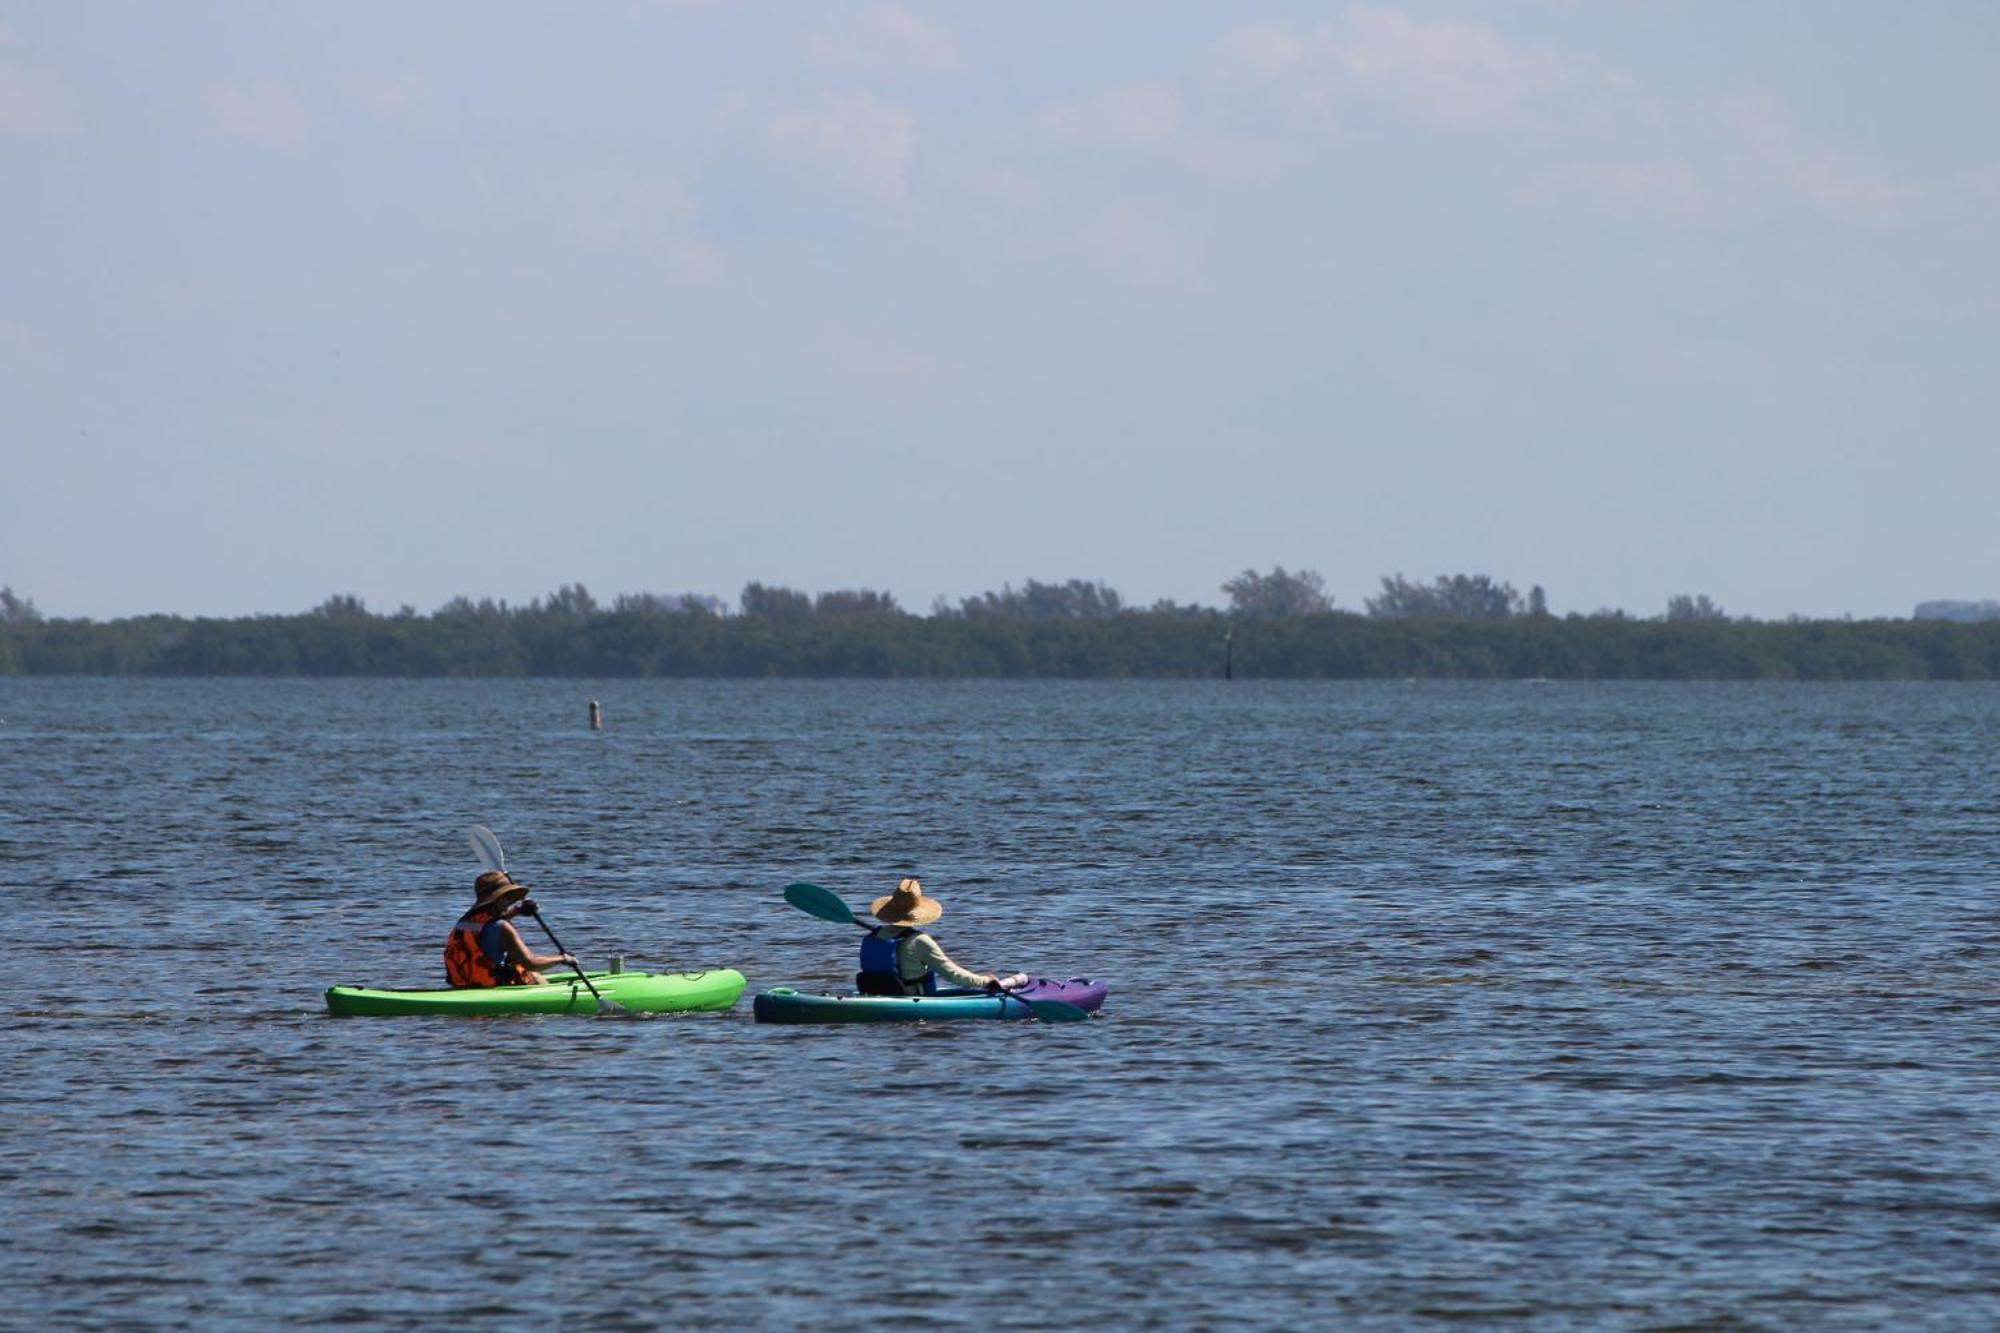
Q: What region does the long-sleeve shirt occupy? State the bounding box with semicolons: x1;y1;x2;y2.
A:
868;926;990;990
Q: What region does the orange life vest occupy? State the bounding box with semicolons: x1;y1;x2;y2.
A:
444;907;545;987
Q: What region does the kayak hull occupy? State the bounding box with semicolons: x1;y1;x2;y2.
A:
325;969;746;1017
752;977;1106;1025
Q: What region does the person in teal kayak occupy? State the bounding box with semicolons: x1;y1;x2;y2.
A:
857;878;1019;996
444;871;575;987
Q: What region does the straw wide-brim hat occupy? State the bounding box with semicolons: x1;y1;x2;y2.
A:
472;870;529;911
871;877;942;926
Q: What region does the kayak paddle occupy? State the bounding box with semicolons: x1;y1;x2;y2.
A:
783;880;868;926
778;881;1090;1022
467;823;629;1016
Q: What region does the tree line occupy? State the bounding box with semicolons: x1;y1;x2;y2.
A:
3;574;1997;679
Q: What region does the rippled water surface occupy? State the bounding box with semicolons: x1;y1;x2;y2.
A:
5;679;1999;1329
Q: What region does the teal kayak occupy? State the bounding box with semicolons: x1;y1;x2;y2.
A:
326;969;746;1017
752;978;1107;1024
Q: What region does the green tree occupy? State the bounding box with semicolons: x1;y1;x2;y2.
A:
1665;593;1728;622
1367;573;1523;619
538;583;598;617
611;592;721;615
960;578;1124;619
313;593;368;618
740;581;813;617
1222;567;1330;617
0;586;41;626
815;589;902;617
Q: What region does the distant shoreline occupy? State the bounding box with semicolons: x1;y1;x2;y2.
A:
4;608;1998;681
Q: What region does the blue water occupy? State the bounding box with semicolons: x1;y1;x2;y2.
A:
4;679;1998;1329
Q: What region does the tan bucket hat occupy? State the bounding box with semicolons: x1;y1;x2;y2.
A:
471;870;529;911
870;877;942;926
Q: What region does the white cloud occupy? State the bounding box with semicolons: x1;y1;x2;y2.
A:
807;6;963;76
1209;27;1340;136
351;74;427;121
1317;6;1589;132
769;91;915;203
1516;161;1739;229
1045;11;1603;191
1038;84;1294;185
571;178;724;285
0;63;61;137
1209;7;1604;134
1039;84;1181;148
709;89;752;131
966;165;1045;210
1082;201;1199;290
1517;94;1913;232
820;323;941;386
1176;133;1301;186
1210;24;1306;81
1720;91;1901;227
205;80;308;148
1209;13;1908;231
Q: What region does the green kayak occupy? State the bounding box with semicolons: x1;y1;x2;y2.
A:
325;969;746;1017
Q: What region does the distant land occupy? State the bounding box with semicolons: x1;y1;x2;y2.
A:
3;572;1998;680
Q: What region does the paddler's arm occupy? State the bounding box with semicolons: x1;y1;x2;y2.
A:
904;933;996;990
494;918;574;972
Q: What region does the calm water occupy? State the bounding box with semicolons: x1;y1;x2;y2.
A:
4;679;1999;1330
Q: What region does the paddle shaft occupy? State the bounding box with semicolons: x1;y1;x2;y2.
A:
525;910;600;992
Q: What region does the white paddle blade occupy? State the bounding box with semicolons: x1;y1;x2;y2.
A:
467;823;506;873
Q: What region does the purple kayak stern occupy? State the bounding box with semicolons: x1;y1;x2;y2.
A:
1007;977;1108;1015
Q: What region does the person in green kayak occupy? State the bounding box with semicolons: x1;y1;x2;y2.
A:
444;870;576;987
857;878;1023;996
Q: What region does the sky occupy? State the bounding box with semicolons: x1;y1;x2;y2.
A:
2;2;1996;622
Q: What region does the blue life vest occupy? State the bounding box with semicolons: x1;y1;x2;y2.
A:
857;928;937;996
478;919;519;979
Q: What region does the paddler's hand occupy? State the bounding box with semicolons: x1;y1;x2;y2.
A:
516;898;539;916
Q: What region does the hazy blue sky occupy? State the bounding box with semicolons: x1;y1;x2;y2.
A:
4;2;1995;620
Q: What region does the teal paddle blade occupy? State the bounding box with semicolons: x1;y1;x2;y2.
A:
782;881;863;925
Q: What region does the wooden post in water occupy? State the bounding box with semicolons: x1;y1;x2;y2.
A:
1223;625;1234;681
588;699;602;731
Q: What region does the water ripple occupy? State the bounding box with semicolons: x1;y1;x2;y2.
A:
3;679;1998;1328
